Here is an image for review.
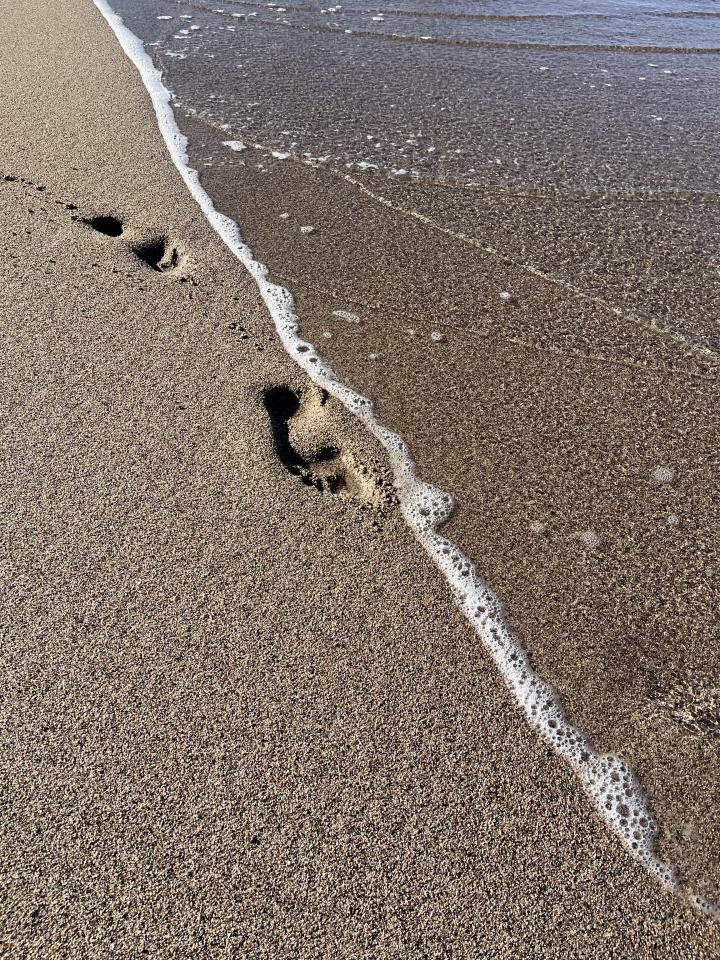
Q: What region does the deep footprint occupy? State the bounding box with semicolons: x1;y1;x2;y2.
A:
132;236;183;273
263;385;346;493
262;384;395;506
82;214;124;237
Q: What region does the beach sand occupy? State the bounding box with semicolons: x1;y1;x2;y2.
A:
0;2;718;958
188;116;720;904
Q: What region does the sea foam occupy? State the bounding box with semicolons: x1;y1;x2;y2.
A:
92;0;713;913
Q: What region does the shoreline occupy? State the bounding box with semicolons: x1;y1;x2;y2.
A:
0;0;718;955
93;0;686;905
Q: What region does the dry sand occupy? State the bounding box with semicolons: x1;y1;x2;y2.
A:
0;1;718;957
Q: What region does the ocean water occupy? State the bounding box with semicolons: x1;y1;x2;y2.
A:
114;0;720;192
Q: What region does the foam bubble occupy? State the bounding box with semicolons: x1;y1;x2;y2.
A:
300;225;316;235
333;310;362;324
222;140;247;152
430;330;445;343
653;466;675;484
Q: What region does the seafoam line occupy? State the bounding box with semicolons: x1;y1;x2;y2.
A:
92;0;716;916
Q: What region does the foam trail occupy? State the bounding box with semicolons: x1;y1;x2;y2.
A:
93;0;713;913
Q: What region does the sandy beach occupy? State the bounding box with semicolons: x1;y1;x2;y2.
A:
1;1;718;957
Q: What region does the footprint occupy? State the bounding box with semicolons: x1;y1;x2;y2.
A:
650;672;720;740
131;236;185;275
80;212;187;276
262;384;395;508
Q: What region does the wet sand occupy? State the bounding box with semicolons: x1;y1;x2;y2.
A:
1;2;719;959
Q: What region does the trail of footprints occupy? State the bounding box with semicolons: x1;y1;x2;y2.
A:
3;170;394;524
80;212;188;277
3;171;190;279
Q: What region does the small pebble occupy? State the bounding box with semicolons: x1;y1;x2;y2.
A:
430;330;445;343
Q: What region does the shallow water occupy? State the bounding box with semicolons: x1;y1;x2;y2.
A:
115;0;720;192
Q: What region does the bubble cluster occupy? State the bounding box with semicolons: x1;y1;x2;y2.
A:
653;465;675;484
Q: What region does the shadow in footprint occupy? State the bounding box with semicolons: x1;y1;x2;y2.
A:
132;237;183;273
82;214;123;237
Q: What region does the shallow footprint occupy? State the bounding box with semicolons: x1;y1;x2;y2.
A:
79;212;187;277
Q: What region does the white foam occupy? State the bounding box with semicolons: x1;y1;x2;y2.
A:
580;529;602;549
223;140;247;152
333;310;362;324
271;150;291;160
653;466;675;484
93;0;711;912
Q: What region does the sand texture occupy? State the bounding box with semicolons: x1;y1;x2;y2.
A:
0;1;718;957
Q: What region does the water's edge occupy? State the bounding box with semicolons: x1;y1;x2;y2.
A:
92;0;715;916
